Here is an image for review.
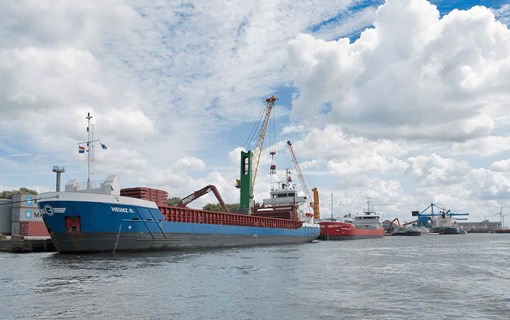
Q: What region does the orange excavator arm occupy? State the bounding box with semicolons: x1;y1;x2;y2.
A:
177;185;230;213
387;218;401;232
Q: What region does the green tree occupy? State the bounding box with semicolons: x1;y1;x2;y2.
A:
167;197;181;206
202;203;240;213
0;188;38;199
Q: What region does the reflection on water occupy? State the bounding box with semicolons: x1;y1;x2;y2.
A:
1;234;509;320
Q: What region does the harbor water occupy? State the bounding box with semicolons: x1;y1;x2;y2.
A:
1;233;509;319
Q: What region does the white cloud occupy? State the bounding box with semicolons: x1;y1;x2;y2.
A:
174;157;206;171
288;0;510;142
453;136;510;156
0;0;140;49
490;159;510;172
296;125;408;176
468;168;510;199
405;153;471;186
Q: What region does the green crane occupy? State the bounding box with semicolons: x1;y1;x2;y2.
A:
236;96;277;213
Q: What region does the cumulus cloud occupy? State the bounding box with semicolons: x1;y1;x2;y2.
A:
405;153;471;185
174;157;206;171
452;136;510;156
288;0;510;142
0;1;161;185
490;159;510;172
296;125;408;176
468;168;510;199
0;1;140;49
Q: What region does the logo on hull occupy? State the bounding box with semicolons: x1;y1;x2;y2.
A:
42;205;54;216
40;205;66;216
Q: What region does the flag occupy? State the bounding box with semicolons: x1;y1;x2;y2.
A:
79;146;85;153
100;143;108;150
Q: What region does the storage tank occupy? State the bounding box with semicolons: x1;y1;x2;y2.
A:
0;199;13;234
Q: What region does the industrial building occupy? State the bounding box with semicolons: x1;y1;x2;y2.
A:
458;220;501;233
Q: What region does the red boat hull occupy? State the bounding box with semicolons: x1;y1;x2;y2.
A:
318;221;384;240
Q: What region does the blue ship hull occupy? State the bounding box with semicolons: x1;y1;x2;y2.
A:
37;192;320;253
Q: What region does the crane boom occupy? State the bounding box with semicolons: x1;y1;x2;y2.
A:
251;95;277;190
287;141;320;219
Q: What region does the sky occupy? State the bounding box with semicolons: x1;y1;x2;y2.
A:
1;0;510;223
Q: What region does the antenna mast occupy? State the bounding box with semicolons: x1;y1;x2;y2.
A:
331;193;333;219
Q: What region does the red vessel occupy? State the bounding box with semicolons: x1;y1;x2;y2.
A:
318;198;384;240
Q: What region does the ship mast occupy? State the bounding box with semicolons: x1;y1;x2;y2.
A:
81;112;107;190
330;193;334;219
86;113;93;190
365;197;373;215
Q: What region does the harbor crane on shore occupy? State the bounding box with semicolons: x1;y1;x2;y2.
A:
236;95;277;213
413;203;469;228
286;141;320;219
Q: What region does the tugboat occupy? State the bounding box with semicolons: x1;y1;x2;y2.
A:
318;197;385;240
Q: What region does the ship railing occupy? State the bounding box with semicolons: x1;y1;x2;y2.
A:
65;180;103;191
158;205;303;229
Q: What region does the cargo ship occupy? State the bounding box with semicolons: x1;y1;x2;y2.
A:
318;198;384;240
37;179;319;253
36;112;319;253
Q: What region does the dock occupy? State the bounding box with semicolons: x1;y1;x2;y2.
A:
0;235;55;253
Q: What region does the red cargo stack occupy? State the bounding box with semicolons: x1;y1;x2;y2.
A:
18;221;50;237
120;187;168;207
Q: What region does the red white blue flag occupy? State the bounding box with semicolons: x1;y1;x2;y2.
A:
79;146;85;153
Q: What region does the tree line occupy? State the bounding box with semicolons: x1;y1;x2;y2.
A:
0;187;38;199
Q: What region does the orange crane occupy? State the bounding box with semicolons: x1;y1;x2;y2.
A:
286;141;320;219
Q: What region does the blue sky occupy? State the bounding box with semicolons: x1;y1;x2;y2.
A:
1;0;510;223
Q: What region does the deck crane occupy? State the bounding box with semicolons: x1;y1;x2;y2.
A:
237;95;277;213
177;185;230;213
286;141;320;220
